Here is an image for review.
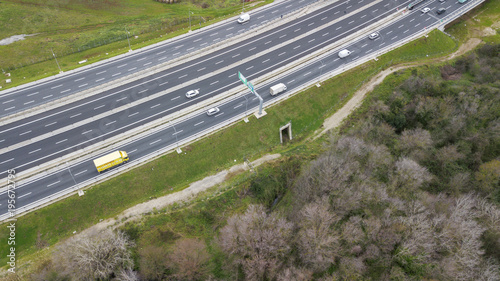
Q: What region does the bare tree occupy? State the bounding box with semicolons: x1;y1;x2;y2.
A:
54;228;134;281
218;205;294;280
391;157;433;192
341;216;365;247
396;128;433;162
277;266;313;281
296;198;339;271
138;245;169;280
114;268;139;281
338;257;366;280
169;238;210;280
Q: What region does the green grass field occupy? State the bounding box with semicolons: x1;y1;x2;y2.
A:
0;0;271;89
447;0;500;43
0;29;458;274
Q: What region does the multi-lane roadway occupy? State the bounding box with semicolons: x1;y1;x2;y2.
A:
0;0;483;219
0;0;317;117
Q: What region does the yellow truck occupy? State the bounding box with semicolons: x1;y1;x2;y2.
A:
93;151;129;173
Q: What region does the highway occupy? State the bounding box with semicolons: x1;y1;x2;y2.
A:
0;0;318;117
0;0;483;219
0;0;409;174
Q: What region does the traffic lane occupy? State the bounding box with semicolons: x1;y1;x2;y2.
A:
0;0;411;172
0;0;318;116
0;0;401;149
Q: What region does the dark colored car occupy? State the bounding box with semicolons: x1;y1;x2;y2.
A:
436;8;446;14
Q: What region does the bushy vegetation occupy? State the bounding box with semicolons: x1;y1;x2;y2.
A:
27;44;500;280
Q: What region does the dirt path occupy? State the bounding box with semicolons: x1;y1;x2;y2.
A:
313;38;482;141
88;154;281;231
84;38;482;233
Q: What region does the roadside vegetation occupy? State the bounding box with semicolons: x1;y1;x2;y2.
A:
0;0;271;89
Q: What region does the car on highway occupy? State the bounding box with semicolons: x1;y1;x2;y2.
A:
368;32;380;40
338;49;351;58
421;7;431;13
436;8;446;14
186;89;199;98
207;107;220;116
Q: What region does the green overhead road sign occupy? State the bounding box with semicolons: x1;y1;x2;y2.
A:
248;82;255;93
238;71;247;86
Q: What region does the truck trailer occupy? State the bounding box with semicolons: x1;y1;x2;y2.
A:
270;83;287;96
93;151;129;173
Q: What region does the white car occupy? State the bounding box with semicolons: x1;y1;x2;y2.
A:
421;7;431;13
368;32;380;40
186;89;199;98
207;107;220;116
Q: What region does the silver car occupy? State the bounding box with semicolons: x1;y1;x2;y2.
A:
186;89;199;98
206;107;220;116
368;32;379;40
